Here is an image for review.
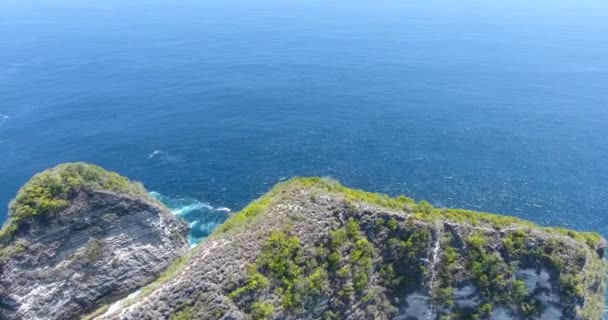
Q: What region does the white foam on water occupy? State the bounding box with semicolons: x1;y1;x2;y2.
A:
149;191;231;246
0;114;8;129
149;191;161;198
148;150;168;158
172;202;214;216
147;149;186;164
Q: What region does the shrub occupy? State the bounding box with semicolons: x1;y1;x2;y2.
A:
435;287;454;308
353;270;368;292
337;265;350;278
338;284;354;299
379;264;403;288
387;217;398;231
329;229;347;250
327;252;341;269
307;267;328;295
415;201;434;215
84;239;105;261
257;231;302;282
560;274;584;298
251;302;274;320
228;264;268;299
230;230;318;313
474;303;492;319
345;219;360;239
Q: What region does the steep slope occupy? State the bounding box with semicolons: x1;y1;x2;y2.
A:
98;177;607;320
0;163;189;320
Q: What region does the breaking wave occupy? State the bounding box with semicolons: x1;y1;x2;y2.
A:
147;149;186;164
149;191;231;246
148;150;167;158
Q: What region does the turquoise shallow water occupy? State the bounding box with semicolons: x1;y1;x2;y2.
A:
1;0;607;314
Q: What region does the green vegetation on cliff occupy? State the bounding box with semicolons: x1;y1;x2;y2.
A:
210;177;605;319
212;177;602;251
0;163;149;245
227;221;377;319
222;201;605;319
70;174;603;320
10;170;598;320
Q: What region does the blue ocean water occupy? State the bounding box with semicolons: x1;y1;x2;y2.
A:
150;191;230;245
1;0;607;309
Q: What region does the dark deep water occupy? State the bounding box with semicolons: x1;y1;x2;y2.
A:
0;0;607;294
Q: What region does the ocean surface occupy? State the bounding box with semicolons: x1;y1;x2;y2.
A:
1;0;607;310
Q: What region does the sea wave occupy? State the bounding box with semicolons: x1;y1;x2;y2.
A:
147;149;186;164
149;191;230;246
0;114;8;129
148;150;167;158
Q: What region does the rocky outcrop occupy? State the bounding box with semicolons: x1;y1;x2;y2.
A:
97;177;607;320
0;163;189;320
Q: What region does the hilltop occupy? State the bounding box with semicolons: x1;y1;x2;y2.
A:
95;177;607;320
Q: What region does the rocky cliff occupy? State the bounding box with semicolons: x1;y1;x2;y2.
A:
0;163;189;320
94;177;607;320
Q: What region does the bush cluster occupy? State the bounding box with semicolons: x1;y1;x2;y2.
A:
464;232;538;317
229;230;329;318
382;226;431;291
229;218;377;319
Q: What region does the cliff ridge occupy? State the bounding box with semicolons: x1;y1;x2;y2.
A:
96;177;607;320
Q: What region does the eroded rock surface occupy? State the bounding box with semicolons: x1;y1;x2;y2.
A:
0;163;188;320
97;178;607;320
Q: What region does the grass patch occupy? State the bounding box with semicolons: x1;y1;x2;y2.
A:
548;227;602;250
212;180;293;235
295;177;415;211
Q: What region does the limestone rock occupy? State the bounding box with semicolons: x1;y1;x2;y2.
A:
0;163;188;320
98;178;607;320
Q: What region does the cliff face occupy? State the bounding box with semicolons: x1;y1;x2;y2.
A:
0;166;605;320
0;163;189;320
98;178;607;320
